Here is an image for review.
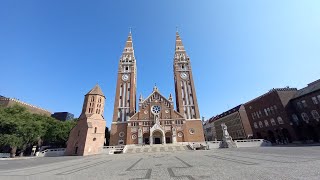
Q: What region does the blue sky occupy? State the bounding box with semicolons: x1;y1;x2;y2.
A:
1;0;319;127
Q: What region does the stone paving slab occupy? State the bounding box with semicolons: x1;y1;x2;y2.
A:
1;146;320;180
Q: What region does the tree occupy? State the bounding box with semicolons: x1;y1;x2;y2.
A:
0;105;76;157
0;134;23;157
42;118;76;147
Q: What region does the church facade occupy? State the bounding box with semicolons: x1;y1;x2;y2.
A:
109;32;204;145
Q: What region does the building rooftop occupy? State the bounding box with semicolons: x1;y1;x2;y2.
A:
86;84;105;97
0;95;51;114
245;87;297;104
292;79;320;99
208;104;242;123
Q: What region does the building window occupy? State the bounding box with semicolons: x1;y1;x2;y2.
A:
78;130;80;136
301;100;308;108
312;97;318;104
131;122;138;126
175;120;183;125
274;105;278;112
258;121;263;128
264;109;268;116
292;114;299;124
297;102;303;109
301;113;309;123
311;110;320;120
189;128;195;134
277;117;284;124
119;132;125;137
253;122;258;129
270;107;275;115
267;108;271;115
264;120;269;127
317;95;320;102
259;111;262;117
270;118;276;126
252;113;255;120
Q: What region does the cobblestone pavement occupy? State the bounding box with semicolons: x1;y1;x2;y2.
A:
1;146;320;180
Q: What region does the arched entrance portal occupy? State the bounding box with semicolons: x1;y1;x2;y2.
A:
153;131;163;144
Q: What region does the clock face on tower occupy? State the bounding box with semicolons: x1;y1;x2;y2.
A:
122;74;129;81
180;72;188;80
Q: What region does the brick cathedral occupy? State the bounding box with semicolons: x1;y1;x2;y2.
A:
109;31;204;145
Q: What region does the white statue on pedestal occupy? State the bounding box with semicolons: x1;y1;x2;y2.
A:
220;123;236;148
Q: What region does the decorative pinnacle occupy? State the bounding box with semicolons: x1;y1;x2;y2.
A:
153;83;158;92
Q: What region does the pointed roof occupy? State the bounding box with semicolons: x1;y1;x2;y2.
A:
122;31;134;54
175;31;185;52
86;84;105;97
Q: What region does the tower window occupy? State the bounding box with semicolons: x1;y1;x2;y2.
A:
126;67;129;71
94;127;97;133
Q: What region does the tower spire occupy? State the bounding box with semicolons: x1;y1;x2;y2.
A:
175;31;185;52
123;31;134;53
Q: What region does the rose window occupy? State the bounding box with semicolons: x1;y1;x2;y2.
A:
151;105;161;114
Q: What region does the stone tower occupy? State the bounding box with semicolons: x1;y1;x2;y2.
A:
110;31;137;145
65;84;106;156
173;32;204;142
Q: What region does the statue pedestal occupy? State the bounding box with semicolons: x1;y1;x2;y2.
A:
220;137;236;148
219;123;237;148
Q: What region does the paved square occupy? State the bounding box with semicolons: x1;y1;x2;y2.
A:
1;146;320;180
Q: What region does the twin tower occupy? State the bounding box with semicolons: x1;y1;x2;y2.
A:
110;32;204;146
66;31;204;156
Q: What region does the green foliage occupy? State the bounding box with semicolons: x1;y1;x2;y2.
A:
43;117;76;147
0;105;76;154
0;134;23;148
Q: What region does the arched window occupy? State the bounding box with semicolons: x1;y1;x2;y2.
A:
301;113;309;123
270;118;276;126
264;120;269;127
292;114;299;124
253;122;258;129
258;121;263;128
94;127;97;133
277;117;284;124
311;110;320;120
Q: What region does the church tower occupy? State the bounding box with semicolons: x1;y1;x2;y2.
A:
65;84;106;156
110;31;137;145
173;32;204;142
173;32;200;120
